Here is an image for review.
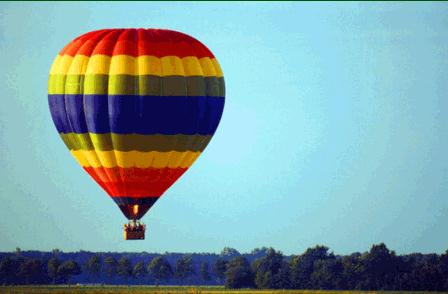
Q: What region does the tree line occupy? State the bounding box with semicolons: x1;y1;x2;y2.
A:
1;244;447;291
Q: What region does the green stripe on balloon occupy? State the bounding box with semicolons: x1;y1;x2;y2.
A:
59;133;212;152
49;74;225;96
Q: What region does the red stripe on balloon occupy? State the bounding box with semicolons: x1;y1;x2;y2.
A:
59;28;214;58
83;166;188;197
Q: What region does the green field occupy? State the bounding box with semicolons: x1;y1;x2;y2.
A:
0;286;446;294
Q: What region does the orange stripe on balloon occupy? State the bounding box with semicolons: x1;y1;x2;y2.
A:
83;166;188;197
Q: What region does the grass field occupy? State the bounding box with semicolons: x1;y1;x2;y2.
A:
0;286;446;294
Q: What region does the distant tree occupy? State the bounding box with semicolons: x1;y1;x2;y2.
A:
52;249;62;256
0;256;20;285
225;256;254;289
440;250;448;290
85;254;102;280
57;260;81;284
0;244;446;289
395;253;427;291
104;256;118;279
148;256;173;285
132;261;147;280
275;261;291;289
174;255;195;282
340;253;364;290
290;245;333;289
213;258;228;284
252;248;289;289
221;247;241;258
401;254;445;291
199;262;211;284
47;257;61;284
417;261;444;291
251;247;269;255
361;243;398;290
17;258;48;284
250;247;270;259
117;256;133;280
311;258;343;289
0;257;11;285
0;257;9;284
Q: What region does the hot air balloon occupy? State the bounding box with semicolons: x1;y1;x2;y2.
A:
48;29;225;240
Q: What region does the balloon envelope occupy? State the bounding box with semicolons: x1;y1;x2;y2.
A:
48;29;225;220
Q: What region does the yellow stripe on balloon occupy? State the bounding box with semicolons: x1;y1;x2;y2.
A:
181;56;202;76
49;55;75;75
211;59;224;77
70;150;201;168
108;55;136;75
137;56;162;76
49;55;61;75
199;58;217;77
50;54;223;77
85;55;112;75
66;55;90;75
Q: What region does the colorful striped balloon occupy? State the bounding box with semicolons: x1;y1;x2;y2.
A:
48;29;225;221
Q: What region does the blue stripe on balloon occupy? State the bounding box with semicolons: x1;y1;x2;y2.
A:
48;94;224;135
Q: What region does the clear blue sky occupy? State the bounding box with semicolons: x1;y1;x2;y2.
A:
1;2;447;255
